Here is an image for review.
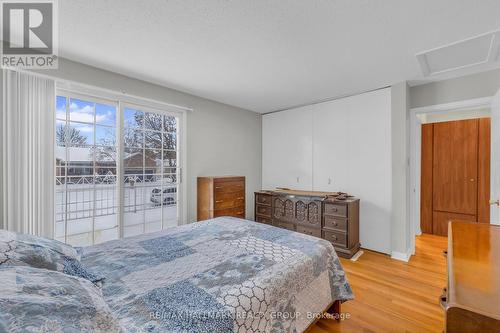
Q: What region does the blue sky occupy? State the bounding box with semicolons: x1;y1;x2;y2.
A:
56;97;177;146
56;96;116;145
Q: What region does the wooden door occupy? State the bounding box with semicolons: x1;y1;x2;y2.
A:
433;119;478;215
420;124;434;234
420;118;490;236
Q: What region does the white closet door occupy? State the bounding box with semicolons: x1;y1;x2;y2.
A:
312;88;392;254
262;107;313;190
311;100;350;192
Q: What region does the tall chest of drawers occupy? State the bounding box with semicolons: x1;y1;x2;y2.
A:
254;190;360;258
197;176;245;221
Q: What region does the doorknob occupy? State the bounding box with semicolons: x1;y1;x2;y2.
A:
489;199;500;206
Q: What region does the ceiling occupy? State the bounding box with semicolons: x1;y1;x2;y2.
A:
59;0;500;113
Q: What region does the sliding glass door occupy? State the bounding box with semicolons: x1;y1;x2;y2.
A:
55;91;182;246
122;105;180;237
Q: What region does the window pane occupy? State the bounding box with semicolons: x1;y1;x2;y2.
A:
124;148;143;167
162;167;177;174
95;147;116;164
96;103;116;127
144;112;162;131
124;128;143;148
145;149;162;166
56;95;120;247
95;173;116;185
56;96;67;120
68;146;93;163
55;120;67;147
145;131;162;149
163;116;177;132
66;167;93;176
96;126;116;146
95;167;116;176
163;150;177;166
162;133;176;150
69;98;94;123
162;173;177;184
124;108;143;128
68;122;93;146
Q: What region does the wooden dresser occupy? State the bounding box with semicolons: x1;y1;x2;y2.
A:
254;189;360;258
197;176;245;221
442;221;500;332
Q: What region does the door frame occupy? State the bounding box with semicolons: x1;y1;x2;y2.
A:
408;97;492;253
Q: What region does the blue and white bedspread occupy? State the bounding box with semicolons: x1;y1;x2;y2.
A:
81;217;353;333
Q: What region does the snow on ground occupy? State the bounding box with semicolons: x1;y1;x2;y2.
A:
55;182;178;246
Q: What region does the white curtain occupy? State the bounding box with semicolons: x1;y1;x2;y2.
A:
2;69;55;237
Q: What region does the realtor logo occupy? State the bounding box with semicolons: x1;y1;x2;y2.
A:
1;0;58;68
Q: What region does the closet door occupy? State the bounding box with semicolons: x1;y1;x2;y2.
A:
311;99;350;192
312;88;392;254
262;107;313;190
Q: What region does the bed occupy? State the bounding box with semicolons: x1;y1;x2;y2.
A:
80;217;354;332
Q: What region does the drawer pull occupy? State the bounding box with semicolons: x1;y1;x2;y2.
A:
237;211;244;215
333;221;338;226
237;197;244;200
443;250;447;258
216;200;223;203
331;235;337;240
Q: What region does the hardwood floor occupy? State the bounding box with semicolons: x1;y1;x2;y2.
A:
309;234;447;333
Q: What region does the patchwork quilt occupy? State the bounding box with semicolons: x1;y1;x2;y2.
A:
81;217;353;333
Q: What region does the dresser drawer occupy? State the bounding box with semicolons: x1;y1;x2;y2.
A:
214;191;245;209
323;230;347;247
214;206;245;218
296;225;321;238
324;203;347;217
273;221;295;231
255;204;272;217
214;181;245;194
255;215;272;225
255;193;272;206
323;216;348;232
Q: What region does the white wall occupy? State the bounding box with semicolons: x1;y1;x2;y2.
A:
391;82;410;260
262;88;392;254
27;58;262;223
410;69;500;108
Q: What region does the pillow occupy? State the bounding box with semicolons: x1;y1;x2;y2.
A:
0;230;103;283
0;266;123;333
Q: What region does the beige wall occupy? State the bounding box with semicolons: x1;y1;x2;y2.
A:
34;58;262;223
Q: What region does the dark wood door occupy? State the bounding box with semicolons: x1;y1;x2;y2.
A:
433;119;478;216
420;118;490;236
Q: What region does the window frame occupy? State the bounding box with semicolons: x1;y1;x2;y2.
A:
55;85;187;245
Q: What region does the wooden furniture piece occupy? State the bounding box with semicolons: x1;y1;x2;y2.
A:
441;221;500;332
197;176;245;221
254;189;360;258
421;118;490;236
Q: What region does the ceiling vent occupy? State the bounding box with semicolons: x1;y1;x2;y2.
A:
416;30;500;76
